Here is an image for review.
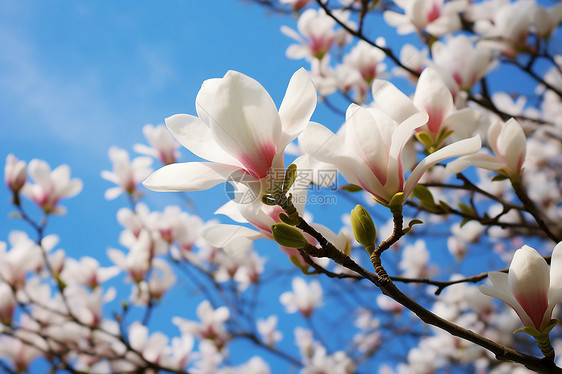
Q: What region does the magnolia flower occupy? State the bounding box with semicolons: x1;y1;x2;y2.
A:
430;34;496;93
383;0;467;36
480;243;562;332
281;9;338;60
101;147;153;200
21;159;82;214
446;118;526;178
299;103;481;206
143;69;316;203
134;124;180;165
60;256;119;289
257;315;283;347
4;154;26;193
372;68;480;149
280;277;323;317
173;300;230;349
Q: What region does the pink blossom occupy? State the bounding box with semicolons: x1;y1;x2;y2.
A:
101;147;153;200
143;69;316;203
480;243;562;331
21;159;82;214
134;124;181;165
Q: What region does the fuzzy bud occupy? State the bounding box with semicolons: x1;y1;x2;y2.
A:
271;223;308;249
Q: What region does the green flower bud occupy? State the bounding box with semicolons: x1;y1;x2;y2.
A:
271;223;308;249
350;205;376;248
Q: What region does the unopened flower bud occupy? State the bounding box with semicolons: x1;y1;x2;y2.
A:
351;205;376;248
271;223;308;249
4;154;26;192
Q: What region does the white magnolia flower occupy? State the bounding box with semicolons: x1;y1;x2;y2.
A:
480;243;562;332
173;300;230;349
134;123;180;165
430;34;497;93
101;147;153;200
60;256;119;289
257;315;283;347
446;118;526;178
383;0;467;36
299;101;481;206
280;277;323;317
281;9;340;60
21;159;82;214
143;69;317;205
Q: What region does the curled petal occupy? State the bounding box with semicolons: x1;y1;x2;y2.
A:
405;136;481;199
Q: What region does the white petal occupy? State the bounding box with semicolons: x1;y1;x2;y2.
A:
165;114;240;166
404;136;481;199
413;68;455;134
195;71;281;178
278;68;317;148
142;162;241;192
202;224;264;249
372;80;418;123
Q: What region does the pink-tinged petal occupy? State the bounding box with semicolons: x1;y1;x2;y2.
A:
195;71;281;178
480;271;534;328
404;136;481;199
509;245;550;330
143;162;241;192
445;152;503;175
345;105;394;184
165;114;240;166
498;118;526;174
278;68;317;148
372;80;418;123
413;68;455;135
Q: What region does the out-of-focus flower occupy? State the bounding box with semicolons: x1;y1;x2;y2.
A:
4;154;26;193
280;277;323;317
430;34;496;93
0;335;43;372
257;315;283;347
134;124;180;165
101;147;153;200
299;102;480;207
281;9;340;60
173;300;230;349
446;118;526;178
0;231;43;289
107;230;153;283
60;256;119;289
130;258;176;305
399;239;437;278
480;243;562;337
21;159;82;214
143;69;316;206
383;0;467;36
474;0;547;56
128;322;169;366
